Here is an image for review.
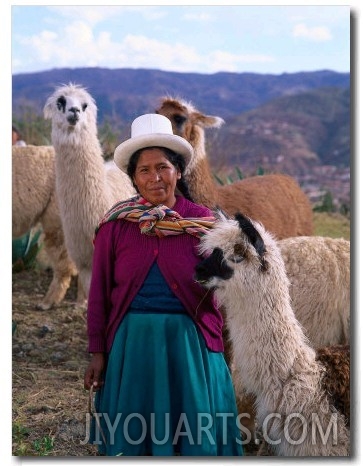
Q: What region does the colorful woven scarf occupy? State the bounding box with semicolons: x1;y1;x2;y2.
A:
95;195;216;239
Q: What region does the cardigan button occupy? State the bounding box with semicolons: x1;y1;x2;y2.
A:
172;283;178;290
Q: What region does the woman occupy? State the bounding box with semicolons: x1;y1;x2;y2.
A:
83;114;243;456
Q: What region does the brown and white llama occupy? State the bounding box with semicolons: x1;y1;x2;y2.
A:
234;233;350;445
44;83;135;299
156;96;313;240
195;211;350;456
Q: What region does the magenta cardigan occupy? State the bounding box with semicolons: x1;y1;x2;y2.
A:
87;196;224;354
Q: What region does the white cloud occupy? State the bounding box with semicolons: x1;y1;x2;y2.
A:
120;34;200;70
293;23;332;42
48;5;166;25
48;6;124;26
182;12;214;22
16;21;272;74
208;50;275;72
21;30;59;62
12;6;348;75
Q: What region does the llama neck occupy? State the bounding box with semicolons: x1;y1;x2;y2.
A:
186;159;218;207
53;126;104;175
222;264;316;409
52;125;111;219
184;130;218;208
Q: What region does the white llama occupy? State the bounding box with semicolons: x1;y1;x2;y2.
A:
279;235;350;348
156;96;314;240
43;83;135;298
12;144;78;309
223;233;350;448
195;211;350;456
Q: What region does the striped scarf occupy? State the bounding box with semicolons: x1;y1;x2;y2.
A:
95;195;216;239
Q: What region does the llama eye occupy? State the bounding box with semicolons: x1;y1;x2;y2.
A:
56;96;66;112
230;243;245;263
173;114;186;128
82;103;88;112
233;244;245;256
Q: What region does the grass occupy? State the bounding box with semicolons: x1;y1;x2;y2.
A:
33;436;55;456
13;421;55;456
12;423;30;456
313;212;350;240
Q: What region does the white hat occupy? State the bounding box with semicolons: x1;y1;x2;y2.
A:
114;113;193;173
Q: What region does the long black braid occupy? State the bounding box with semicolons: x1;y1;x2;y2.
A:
127;147;195;202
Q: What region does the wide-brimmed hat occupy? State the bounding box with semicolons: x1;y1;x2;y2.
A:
114;113;193;173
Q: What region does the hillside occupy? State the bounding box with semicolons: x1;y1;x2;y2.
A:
212;87;350;173
12;67;349;123
12;67;350;207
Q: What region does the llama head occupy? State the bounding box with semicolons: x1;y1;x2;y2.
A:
156;96;224;171
156;96;224;141
43;83;98;140
195;210;274;291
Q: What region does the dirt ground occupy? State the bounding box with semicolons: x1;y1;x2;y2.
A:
12;266;98;457
12;265;262;457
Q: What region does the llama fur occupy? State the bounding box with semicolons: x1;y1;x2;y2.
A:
233;343;351;450
157;96;349;440
43;83;135;298
195;212;350;456
156;96;313;240
316;345;350;427
279;236;350;348
12;145;78;309
228;234;350;446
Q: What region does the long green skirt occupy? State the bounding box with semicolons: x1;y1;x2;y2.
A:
90;311;244;456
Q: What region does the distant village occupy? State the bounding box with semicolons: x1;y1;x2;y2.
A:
298;165;350;211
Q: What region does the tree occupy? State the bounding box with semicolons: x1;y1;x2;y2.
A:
314;190;335;213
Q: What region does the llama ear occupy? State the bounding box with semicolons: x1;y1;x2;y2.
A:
235;212;267;267
213;207;230;222
199;114;225;129
43;100;51;120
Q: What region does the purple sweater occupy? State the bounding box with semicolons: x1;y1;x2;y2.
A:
87;196;224;353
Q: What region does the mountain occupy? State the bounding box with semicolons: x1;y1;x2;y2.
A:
212;87;350;174
12;67;350;206
12;67;349;123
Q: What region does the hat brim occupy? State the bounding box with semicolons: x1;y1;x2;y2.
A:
114;133;193;174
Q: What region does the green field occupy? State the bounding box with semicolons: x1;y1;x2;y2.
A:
313;212;350;241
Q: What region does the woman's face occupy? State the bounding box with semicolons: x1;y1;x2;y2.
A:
133;148;181;207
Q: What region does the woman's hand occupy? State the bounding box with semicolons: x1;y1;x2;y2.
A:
84;352;106;391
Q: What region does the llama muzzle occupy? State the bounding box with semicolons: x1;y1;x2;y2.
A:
195;248;234;287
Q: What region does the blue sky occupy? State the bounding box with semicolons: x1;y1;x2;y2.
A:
11;4;351;76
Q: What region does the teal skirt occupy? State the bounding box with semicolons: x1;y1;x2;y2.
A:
90;312;243;456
